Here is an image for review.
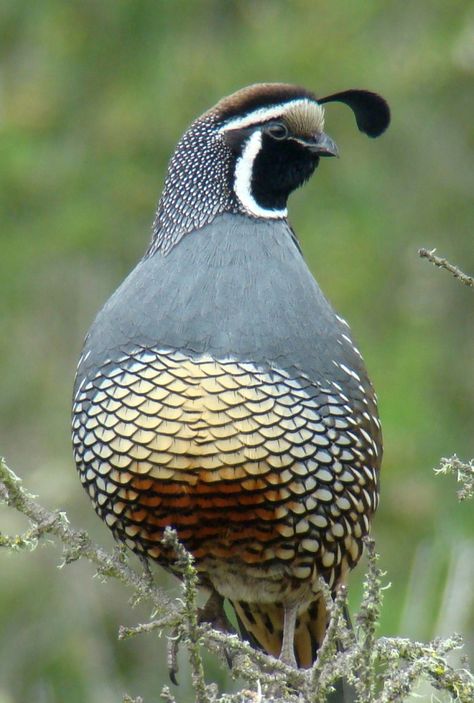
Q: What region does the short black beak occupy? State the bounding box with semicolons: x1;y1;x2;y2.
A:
306;132;339;157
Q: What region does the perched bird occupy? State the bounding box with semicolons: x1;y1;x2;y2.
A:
72;83;389;668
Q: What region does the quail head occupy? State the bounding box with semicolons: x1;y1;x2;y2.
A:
72;83;390;668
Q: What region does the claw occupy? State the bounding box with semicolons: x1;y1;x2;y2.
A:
167;627;180;685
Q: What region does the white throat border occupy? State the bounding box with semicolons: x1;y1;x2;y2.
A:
233;131;288;220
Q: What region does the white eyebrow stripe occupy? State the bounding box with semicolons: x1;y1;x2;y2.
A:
219;98;319;132
234;131;287;219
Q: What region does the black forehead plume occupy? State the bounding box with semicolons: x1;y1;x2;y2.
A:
319;89;390;138
212;83;317;122
209;84;390;139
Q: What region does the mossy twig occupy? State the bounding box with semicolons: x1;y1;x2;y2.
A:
435;455;474;501
0;457;175;614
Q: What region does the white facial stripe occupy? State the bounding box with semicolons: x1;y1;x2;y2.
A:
220;98;319;133
234;131;287;219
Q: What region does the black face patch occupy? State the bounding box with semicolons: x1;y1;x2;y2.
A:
250;134;319;210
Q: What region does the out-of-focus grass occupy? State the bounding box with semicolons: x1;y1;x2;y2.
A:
0;1;473;700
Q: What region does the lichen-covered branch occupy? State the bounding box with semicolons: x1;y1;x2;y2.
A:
0;457;176;616
161;527;210;703
435;455;474;501
418;248;474;288
1;455;473;703
353;538;385;702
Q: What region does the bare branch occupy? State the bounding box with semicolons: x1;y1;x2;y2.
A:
418;248;474;288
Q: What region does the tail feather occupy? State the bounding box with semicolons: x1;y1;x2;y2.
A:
232;600;283;659
231;596;328;668
295;597;328;667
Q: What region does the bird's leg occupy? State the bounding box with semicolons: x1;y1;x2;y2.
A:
279;601;299;668
199;588;235;668
198;589;235;634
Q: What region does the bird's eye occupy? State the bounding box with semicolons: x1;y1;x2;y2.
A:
267;123;289;140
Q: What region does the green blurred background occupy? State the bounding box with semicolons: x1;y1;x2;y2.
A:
1;1;473;701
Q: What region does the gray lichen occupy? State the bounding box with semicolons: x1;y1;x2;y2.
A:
1;456;473;703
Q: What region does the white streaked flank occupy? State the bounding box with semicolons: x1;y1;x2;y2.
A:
335;314;350;328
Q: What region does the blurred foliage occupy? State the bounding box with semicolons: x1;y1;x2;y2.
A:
0;1;473;702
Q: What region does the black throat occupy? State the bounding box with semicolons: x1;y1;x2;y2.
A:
251;136;319;211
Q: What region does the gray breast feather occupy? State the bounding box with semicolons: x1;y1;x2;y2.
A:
79;214;365;384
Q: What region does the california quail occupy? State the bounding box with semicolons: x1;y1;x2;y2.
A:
72;83;389;668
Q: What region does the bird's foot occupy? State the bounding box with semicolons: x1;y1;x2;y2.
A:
278;647;298;669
